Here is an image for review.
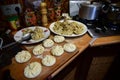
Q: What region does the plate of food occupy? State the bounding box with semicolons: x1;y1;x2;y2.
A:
14;26;50;44
49;20;88;37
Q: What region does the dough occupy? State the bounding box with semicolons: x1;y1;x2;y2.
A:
42;55;56;66
24;62;42;78
63;43;76;52
51;45;64;56
53;35;65;43
33;45;45;55
15;50;31;63
43;39;54;47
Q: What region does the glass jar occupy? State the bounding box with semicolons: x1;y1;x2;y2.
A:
7;16;20;31
48;8;55;22
54;3;62;20
24;8;37;27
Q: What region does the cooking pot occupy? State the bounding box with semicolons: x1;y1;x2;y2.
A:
79;2;102;20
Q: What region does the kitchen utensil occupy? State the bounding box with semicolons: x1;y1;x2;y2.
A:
0;38;3;50
79;1;102;20
89;37;98;46
1;33;31;49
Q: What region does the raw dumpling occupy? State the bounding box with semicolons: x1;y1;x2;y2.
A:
51;45;64;56
42;55;56;66
15;50;31;63
43;39;54;48
63;43;76;52
53;35;65;43
24;62;42;78
33;45;45;55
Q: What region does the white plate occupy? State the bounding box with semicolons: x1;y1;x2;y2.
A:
14;26;50;44
49;20;88;37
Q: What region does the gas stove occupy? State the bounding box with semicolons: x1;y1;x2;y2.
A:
87;22;120;37
72;15;120;37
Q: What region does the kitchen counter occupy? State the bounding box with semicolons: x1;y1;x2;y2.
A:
7;33;92;80
90;35;120;47
0;32;120;80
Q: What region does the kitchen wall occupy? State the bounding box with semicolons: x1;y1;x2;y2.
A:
69;0;90;16
0;0;70;28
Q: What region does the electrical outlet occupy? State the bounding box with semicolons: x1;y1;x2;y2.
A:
0;4;22;16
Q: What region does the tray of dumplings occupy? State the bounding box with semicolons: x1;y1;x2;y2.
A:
14;26;50;44
11;35;79;79
49;19;88;37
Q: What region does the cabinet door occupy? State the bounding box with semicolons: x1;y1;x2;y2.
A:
76;44;120;80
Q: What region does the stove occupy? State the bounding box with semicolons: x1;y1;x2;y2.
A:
72;15;120;37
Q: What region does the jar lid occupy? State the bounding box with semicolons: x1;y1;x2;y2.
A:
7;16;18;21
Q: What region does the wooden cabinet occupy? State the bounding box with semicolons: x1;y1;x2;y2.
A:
53;43;120;80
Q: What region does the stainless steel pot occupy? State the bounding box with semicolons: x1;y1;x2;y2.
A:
79;2;102;20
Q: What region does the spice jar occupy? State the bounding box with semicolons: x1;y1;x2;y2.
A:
48;8;55;22
54;2;62;20
24;8;37;27
7;16;20;31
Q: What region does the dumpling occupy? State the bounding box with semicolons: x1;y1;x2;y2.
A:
63;43;76;52
15;50;31;63
33;45;45;55
53;35;65;43
43;39;54;48
51;45;64;56
24;62;42;78
42;55;56;66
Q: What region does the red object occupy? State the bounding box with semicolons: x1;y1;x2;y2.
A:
25;8;37;26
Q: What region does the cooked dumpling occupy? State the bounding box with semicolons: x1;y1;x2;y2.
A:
15;50;31;63
24;62;42;78
31;27;44;40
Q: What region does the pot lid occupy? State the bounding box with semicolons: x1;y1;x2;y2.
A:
81;2;102;7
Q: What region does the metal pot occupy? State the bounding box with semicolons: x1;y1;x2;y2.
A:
79;2;102;20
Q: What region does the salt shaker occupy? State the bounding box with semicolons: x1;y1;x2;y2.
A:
40;2;48;27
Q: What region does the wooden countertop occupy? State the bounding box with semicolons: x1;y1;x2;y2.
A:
8;33;92;80
1;31;120;80
90;35;120;47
